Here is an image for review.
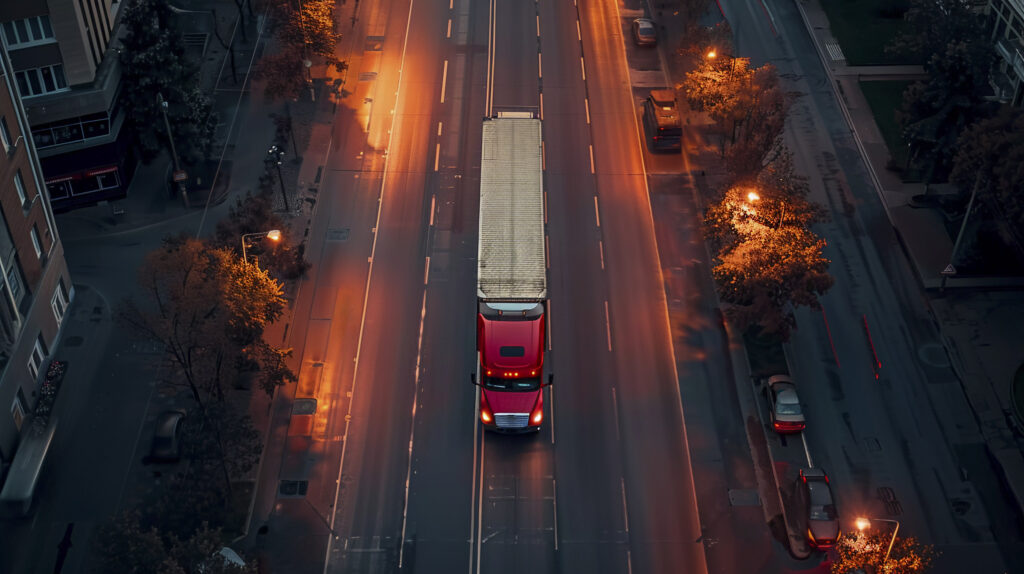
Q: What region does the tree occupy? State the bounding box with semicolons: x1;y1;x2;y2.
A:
213;190;312;280
94;511;256;573
724;64;793;178
120;236;295;407
898;40;995;182
704;157;833;340
950;105;1024;259
887;0;988;65
93;510;169;573
183;402;263;496
832;529;937;574
120;0;217;164
260;0;345;101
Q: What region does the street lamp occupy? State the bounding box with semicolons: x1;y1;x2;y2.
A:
157;93;190;208
241;229;282;265
855;516;901;568
266;145;290;212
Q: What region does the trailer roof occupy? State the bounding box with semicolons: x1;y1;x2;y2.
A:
478;116;547;300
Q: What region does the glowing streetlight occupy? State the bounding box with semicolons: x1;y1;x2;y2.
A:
707;49;717;59
747;191;760;202
241;230;282;265
855;517;901;566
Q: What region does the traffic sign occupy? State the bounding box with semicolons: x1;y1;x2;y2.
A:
172;170;188;182
941;264;957;276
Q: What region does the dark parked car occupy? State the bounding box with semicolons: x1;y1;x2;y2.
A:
799;468;840;549
150;410;186;462
632;18;657;46
765;374;806;433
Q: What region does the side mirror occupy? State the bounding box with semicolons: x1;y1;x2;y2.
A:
470;373;479;386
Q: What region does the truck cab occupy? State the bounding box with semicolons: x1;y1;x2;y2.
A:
477;302;546;431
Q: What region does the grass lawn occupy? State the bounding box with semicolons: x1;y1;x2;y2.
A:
819;0;918;66
859;80;912;170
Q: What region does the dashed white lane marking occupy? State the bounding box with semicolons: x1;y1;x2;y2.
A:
440;59;448;103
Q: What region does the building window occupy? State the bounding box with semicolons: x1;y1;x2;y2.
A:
11;391;26;431
6;262;23;305
2;16;55;49
14;170;29;207
28;333;48;380
52;278;69;324
46;179;73;200
30;225;43;258
0;116;10;152
32;112;111;150
15;65;69;98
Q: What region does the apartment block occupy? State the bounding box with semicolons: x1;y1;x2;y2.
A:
989;0;1024;105
0;0;134;212
0;42;72;469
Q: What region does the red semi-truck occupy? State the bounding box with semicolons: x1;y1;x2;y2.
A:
473;111;550;432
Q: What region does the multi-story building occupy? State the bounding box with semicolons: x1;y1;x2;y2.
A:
0;43;71;470
989;0;1024;106
0;0;133;212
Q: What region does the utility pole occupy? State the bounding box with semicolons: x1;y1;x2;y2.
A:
940;169;984;292
157;93;190;208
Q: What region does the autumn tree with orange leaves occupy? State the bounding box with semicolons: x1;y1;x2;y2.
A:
832;529;937;574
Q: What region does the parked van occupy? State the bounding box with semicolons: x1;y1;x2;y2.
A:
642;89;683;152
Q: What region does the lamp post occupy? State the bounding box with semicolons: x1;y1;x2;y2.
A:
157;93;189;207
241;229;282;265
856;516;901;570
266;145;290;212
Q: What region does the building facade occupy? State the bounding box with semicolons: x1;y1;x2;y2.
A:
989;0;1024;106
0;43;72;468
0;0;133;212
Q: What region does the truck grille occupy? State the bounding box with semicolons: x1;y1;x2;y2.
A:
494;413;529;429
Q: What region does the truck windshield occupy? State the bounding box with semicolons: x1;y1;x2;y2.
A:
481;375;541;391
480;302;544;320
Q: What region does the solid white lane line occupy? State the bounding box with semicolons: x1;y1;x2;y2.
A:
429;194;436;226
547;299;552;351
551;478;559;548
621;478;630;532
598;239;605;269
580;57;586;81
468;363;481;574
801;434;814;468
593;195;600;227
585;98;590;124
434;143;441;171
605;300;612;351
612;387;620;441
475;429;485;574
398;290;429;567
589;145;595;173
548;382;555;444
447;18;452;38
423;256;430;285
325;0;418;565
440;59;449;103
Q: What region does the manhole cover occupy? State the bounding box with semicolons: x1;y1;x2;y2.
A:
728;489;761;506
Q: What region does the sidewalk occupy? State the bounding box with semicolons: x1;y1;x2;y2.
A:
794;0;1024;522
